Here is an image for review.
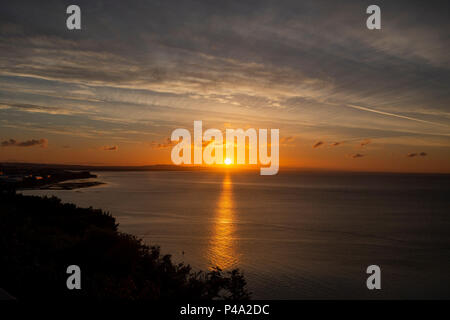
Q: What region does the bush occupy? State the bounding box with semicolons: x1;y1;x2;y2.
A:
0;192;250;300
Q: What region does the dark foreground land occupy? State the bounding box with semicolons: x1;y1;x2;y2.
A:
0;191;250;300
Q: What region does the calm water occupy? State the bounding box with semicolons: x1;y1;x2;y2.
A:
23;171;450;299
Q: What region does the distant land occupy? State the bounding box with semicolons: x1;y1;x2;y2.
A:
0;162;196;172
1;162;449;176
0;162;210;190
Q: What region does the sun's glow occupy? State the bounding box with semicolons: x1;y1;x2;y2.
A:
224;158;232;165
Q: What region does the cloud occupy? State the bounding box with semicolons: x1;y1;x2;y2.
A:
313;141;324;148
151;138;177;150
280;136;295;146
202;140;215;148
360;139;371;147
346;104;446;127
407;152;427;157
102;145;118;151
351;153;364;158
1;138;47;147
0;0;449;161
0;102;80;115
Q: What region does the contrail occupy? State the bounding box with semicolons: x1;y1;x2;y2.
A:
346;104;448;127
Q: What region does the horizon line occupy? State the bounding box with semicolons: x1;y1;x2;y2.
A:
1;161;449;175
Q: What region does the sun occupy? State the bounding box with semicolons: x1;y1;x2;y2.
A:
224;158;232;165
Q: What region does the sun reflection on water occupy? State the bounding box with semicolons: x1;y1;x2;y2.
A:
207;173;239;270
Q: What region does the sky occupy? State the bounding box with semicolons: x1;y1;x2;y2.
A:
0;0;449;172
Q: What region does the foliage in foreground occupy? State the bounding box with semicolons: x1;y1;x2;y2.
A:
0;191;250;300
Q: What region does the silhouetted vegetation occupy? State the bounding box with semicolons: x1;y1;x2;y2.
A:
0;191;250;300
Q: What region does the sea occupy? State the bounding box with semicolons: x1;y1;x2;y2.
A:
22;170;450;299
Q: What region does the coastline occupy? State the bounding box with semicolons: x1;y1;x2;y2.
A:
0;163;105;191
27;180;105;190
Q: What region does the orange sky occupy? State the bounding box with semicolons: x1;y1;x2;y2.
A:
1;133;448;173
0;1;449;173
